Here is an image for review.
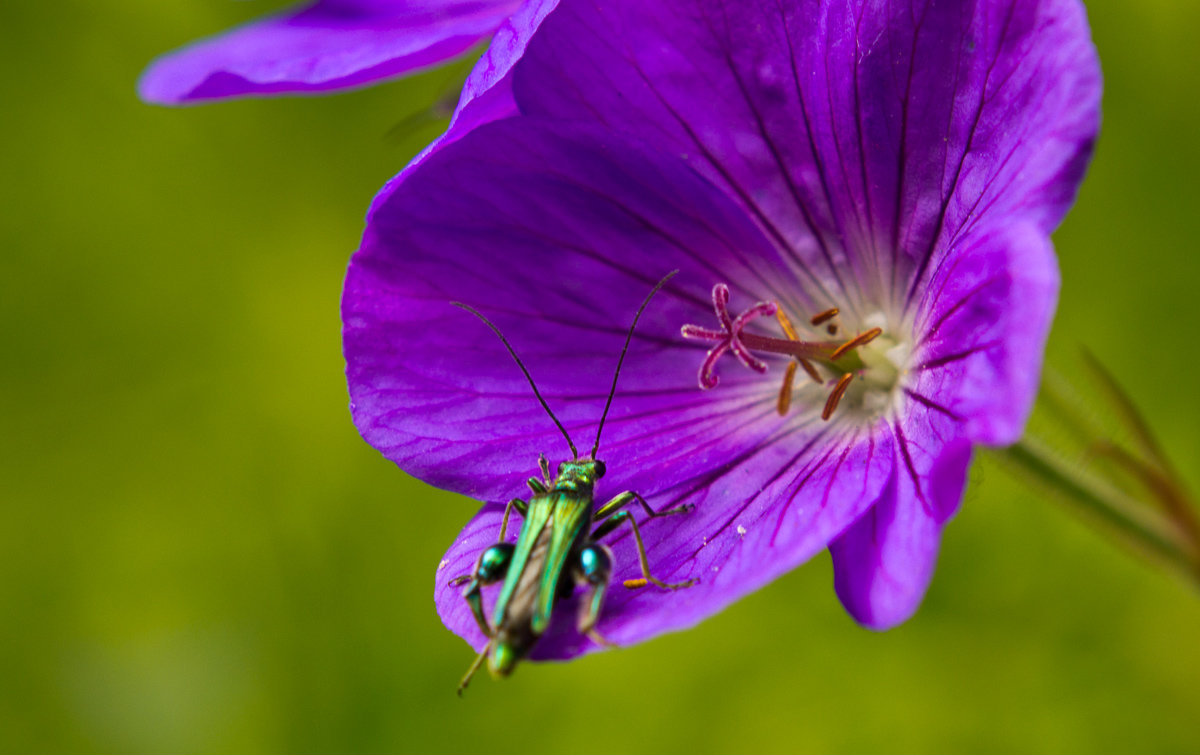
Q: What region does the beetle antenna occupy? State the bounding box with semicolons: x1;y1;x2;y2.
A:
452;302;579;459
590;270;679;459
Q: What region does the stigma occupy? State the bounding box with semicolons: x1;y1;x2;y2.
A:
681;284;909;423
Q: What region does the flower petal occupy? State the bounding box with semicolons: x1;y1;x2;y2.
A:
345;117;812;502
909;221;1059;445
830;436;972;630
442;0;559;135
512;0;1099;310
363;0;559;210
350;0;1099;653
350;117;900;657
829;218;1057;628
436;424;894;658
139;0;522;104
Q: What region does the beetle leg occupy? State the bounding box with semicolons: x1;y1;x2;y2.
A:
447;497;526;586
458;542;516;638
572;543;620;648
592;511;698;590
498;497;527;541
538;453;552;486
594;490;693;522
461;582;492;639
586;628;617;648
456;643;490;697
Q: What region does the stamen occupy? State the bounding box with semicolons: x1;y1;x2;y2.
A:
777;361;797;415
810;307;839;326
830;327;883;361
822;373;855;421
775;308;799;340
775;308;822;413
798;358;823;385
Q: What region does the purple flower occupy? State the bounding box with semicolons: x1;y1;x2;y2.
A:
343;0;1100;658
139;0;529;104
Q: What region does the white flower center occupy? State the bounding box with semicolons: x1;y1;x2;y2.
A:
825;310;911;423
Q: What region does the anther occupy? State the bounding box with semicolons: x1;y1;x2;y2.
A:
775;308;823;414
810;307;839;326
775;308;799;340
830;327;883;361
777;361;797;415
798;358;823;384
822;373;855;421
777;303;863;419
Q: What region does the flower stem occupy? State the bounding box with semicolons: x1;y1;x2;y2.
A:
989;437;1200;590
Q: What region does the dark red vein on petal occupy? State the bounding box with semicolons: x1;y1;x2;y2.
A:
892;421;929;510
903;388;963;420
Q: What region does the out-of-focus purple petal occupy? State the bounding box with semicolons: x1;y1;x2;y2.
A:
442;0;558;135
364;0;559;214
139;0;522;104
830;437;972;630
514;0;1099;313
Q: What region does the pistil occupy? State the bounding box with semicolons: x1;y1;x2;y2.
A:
682;283;899;421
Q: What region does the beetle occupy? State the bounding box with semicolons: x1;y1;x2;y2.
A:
449;271;696;694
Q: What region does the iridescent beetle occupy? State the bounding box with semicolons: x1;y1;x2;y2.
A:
449;271;696;694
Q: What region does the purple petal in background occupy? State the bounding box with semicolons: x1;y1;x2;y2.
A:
139;0;522;104
440;0;558;136
363;0;559;211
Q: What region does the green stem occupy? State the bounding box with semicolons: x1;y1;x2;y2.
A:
989;437;1200;590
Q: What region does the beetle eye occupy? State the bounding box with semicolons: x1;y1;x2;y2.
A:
594;460;606;478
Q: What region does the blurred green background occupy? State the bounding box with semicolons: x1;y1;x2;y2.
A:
2;1;1198;752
